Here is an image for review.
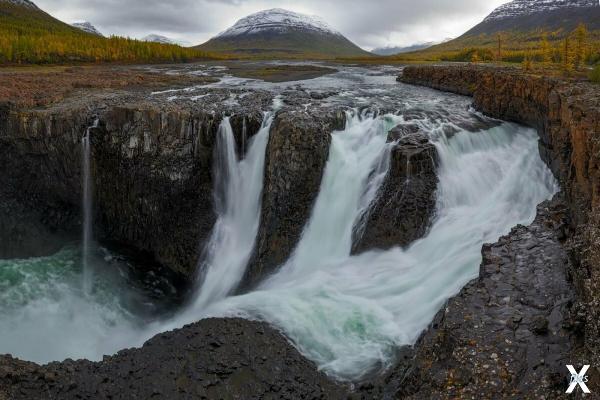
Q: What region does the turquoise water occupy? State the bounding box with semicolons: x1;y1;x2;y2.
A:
0;246;173;364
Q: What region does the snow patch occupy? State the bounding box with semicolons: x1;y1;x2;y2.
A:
71;21;103;36
1;0;38;9
485;0;599;21
142;34;177;45
216;8;341;38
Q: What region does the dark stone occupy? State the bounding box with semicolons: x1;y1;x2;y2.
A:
530;316;550;335
373;197;578;399
352;127;438;253
241;108;346;290
0;318;349;399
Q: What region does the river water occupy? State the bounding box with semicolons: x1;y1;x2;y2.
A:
0;64;557;380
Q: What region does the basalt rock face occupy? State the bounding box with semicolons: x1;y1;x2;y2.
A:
242;108;346;290
92;106;263;278
0;318;348;400
353;126;438;254
400;64;600;388
0;95;266;278
0;104;89;259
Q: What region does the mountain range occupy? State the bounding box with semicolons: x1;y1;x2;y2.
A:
196;8;369;58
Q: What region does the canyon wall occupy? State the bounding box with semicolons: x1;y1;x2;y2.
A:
0;97;265;278
400;64;600;375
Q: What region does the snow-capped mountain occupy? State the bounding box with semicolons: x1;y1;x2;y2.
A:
460;0;600;37
372;38;453;56
1;0;38;9
485;0;598;21
142;34;177;45
216;8;341;38
71;21;103;36
198;8;368;58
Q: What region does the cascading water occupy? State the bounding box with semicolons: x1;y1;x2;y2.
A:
198;112;557;381
191;102;279;309
82;119;98;294
0;66;559;383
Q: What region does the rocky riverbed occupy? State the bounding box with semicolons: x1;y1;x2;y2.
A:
1;62;597;398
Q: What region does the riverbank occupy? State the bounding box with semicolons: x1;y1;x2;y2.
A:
397;64;600;396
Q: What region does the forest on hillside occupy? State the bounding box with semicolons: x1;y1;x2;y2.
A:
0;2;219;64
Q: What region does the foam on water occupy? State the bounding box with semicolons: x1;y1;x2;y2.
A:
193;114;557;380
0;71;557;381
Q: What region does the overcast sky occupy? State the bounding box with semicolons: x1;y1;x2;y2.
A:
35;0;509;49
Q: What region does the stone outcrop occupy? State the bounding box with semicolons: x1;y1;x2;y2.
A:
0;318;348;400
400;64;600;393
241;108;346;290
365;197;584;399
0;92;269;278
353;126;438;254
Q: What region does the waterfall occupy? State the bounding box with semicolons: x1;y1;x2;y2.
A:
191;104;278;309
201;115;557;381
82;119;98;295
271;111;401;279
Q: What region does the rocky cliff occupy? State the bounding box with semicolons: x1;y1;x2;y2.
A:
0;92;269;278
242;108;346;289
353;126;438;253
400;64;600;389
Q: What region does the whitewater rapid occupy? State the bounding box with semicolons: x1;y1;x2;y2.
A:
185;111;557;380
0;71;557;381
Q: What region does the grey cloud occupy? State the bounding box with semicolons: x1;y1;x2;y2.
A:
34;0;508;48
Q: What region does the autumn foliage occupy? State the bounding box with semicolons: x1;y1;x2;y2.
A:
0;2;220;64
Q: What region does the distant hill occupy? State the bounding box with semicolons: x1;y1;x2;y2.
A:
196;8;370;59
0;0;219;64
372;43;435;56
71;21;103;36
371;39;453;56
142;34;177;45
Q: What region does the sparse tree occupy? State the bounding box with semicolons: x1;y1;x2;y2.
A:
573;23;589;70
496;32;506;62
522;46;534;71
540;32;552;65
562;37;575;75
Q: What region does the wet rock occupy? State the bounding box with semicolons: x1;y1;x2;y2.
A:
0;90;269;277
352;126;438;253
372;197;577;399
530;316;549;335
241;107;346;290
401;64;600;369
0;318;348;399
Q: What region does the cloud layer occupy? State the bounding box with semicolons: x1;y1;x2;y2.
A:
35;0;509;49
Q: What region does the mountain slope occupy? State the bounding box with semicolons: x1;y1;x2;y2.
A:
143;34;177;45
398;0;600;61
0;0;219;63
465;0;600;36
72;21;103;36
197;8;370;59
